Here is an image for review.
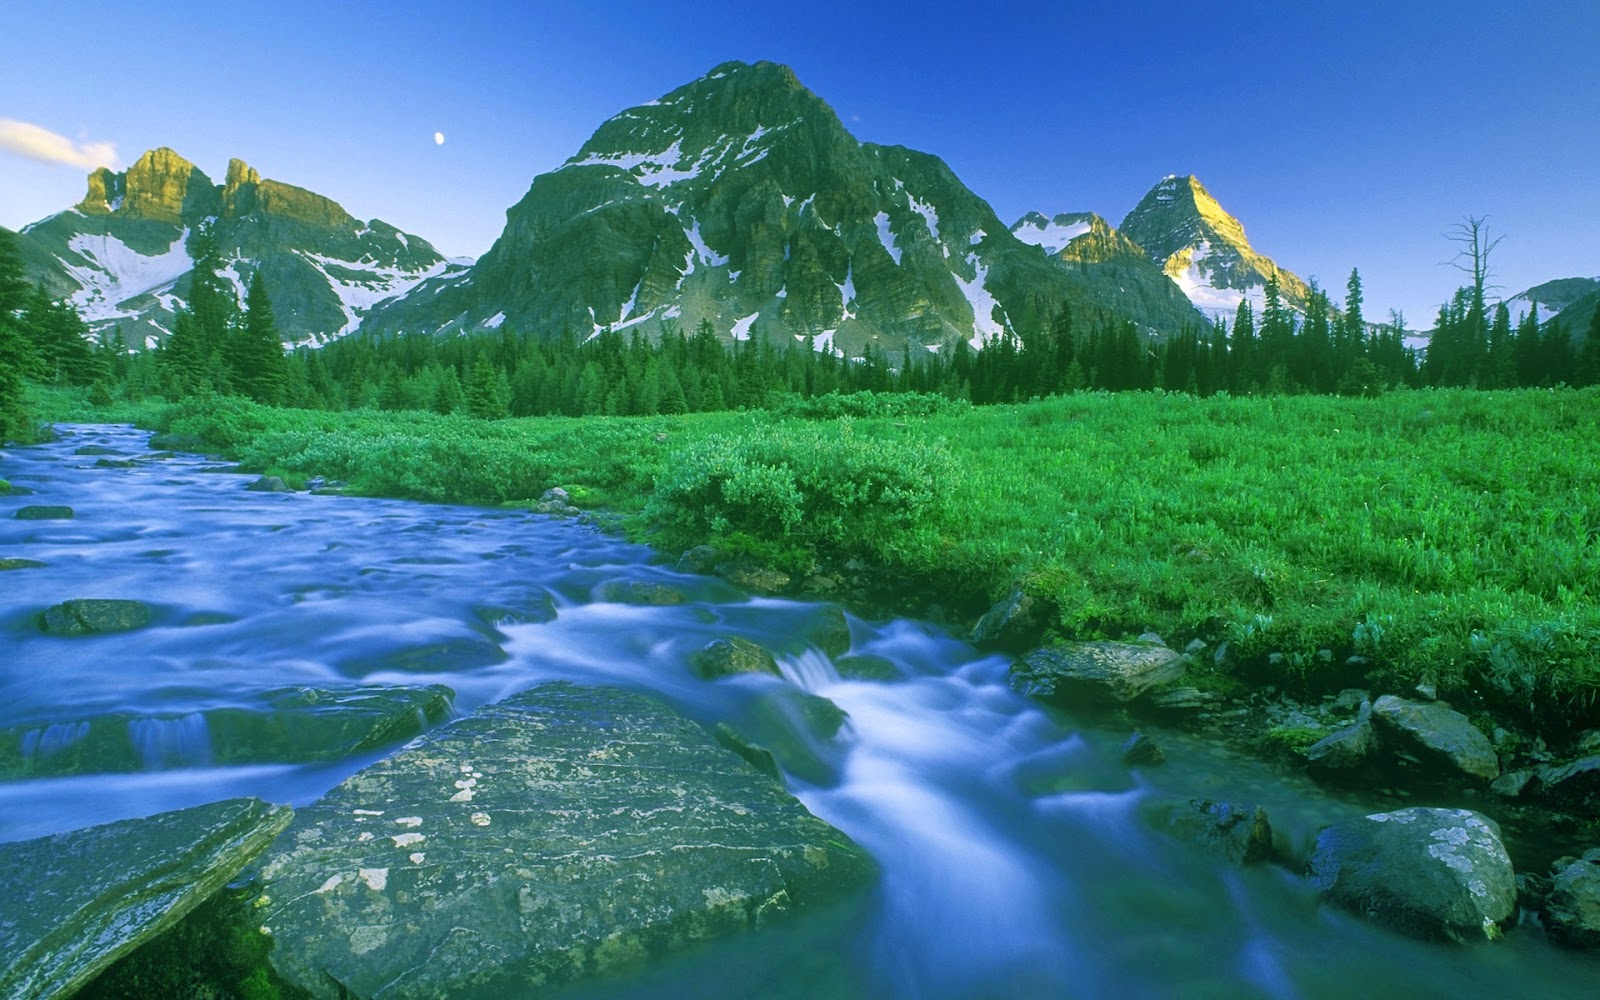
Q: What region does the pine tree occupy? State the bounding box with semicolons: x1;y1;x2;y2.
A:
228;273;288;404
1577;303;1600;388
163;224;236;395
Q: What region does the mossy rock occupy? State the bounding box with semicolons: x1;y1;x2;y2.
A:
39;599;152;635
15;505;74;520
691;636;782;680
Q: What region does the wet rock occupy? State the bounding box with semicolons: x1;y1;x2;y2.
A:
343;632;507;674
254;682;873;999
1147;799;1272;865
245;475;289;492
675;544;722;575
1146;686;1218;713
691;636;782;680
970;588;1038;648
720;689;851;785
532;486;579;516
599;579;688;605
93;457;138;469
73;445;121;456
39;598;151;635
14;504;73;520
1370;694;1499;783
0;557;47;571
0;685;457;778
0;798;292;1000
1136;631;1166;646
834;654;902;682
800;605;852;658
473;593;558;628
1183;638;1208;656
1121;730;1166;766
716;558;791;594
1305;716;1379;771
1306;807;1515;941
1489;770;1534;798
1534;755;1600;807
1544;850;1600;949
1011;640;1186;704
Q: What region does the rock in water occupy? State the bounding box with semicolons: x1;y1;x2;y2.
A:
1306;807;1515;941
14;505;73;520
38;598;151;635
245;475;289;492
691;636;782;679
1305;716;1379;771
0;798;292;1000
1370;695;1500;783
1011;640;1185;704
1147;799;1272;865
255;682;874;998
1544;850;1600;949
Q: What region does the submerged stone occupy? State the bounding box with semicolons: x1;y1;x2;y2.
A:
1147;799;1272;865
0;557;47;570
0;684;455;778
254;682;873;998
14;505;73;520
0;798;292;1000
1011;640;1185;704
1306;807;1515;941
599;579;689;605
38;598;151;635
1121;731;1166;766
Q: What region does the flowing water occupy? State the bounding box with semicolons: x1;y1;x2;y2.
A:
1;424;1594;999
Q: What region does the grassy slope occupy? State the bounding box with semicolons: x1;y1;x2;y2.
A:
34;385;1600;734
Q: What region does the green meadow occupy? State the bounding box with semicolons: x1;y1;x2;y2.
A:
40;385;1600;736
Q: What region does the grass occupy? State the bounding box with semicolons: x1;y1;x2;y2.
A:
32;384;1600;736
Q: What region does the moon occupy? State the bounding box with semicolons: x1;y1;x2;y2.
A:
433;131;445;146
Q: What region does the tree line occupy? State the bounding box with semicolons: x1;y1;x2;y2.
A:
5;222;1600;441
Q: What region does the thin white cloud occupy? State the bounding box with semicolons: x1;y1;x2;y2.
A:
0;119;118;170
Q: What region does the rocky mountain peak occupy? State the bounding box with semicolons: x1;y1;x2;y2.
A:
1119;174;1309;321
223;158;262;216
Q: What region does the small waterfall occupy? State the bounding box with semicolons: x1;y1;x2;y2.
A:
777;648;843;691
128;713;214;769
19;720;92;759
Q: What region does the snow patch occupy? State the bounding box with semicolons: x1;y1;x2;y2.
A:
483;311;506;329
874;211;902;265
953;253;1009;350
297;250;460;338
907;192;941;245
60;227;193;322
684;221;728;268
836;264;857;322
1012;217;1092;256
731;312;759;341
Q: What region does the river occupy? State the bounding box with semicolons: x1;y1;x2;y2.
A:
1;424;1594;999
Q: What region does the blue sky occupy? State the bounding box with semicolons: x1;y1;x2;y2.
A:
2;0;1596;326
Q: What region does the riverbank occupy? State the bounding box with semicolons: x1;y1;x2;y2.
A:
32;386;1600;826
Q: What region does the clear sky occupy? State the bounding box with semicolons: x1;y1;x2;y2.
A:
2;0;1595;326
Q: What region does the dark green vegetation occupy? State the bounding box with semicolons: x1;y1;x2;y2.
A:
44;385;1598;743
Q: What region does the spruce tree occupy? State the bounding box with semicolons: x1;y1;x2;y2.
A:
229;272;288;404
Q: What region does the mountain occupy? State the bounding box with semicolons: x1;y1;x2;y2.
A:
16;148;467;348
1118;175;1311;323
1503;276;1600;325
1009;211;1201;334
363;61;1202;353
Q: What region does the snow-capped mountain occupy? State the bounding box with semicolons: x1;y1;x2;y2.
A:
17;148;467;348
1502;276;1600;325
1118;175;1310;323
364;61;1202;353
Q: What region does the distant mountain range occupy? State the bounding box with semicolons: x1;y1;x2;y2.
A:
14;148;466;349
10;60;1590;354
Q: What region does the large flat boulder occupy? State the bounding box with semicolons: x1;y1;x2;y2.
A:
0;798;292;1000
1370;695;1499;783
1011;640;1185;704
255;682;873;998
1306;807;1515;941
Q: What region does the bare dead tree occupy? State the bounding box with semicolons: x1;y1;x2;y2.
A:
1443;215;1506;321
